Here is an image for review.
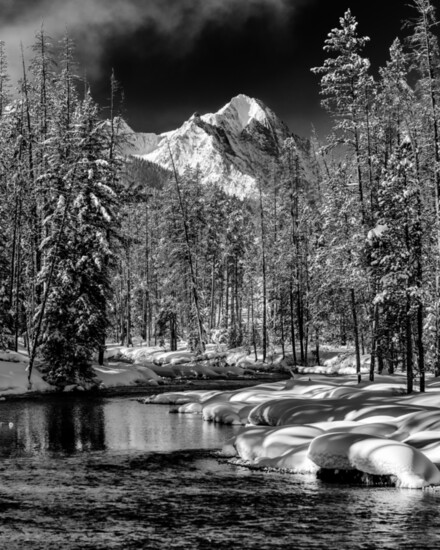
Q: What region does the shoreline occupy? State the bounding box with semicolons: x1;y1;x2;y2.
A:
0;373;290;402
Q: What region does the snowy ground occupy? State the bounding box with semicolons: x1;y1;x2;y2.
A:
144;373;440;489
0;349;52;396
0;342;382;398
0;342;272;396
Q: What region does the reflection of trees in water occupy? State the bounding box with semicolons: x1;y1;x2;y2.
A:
0;422;18;456
0;398;237;457
47;401;106;453
0;399;106;456
0;402;47;456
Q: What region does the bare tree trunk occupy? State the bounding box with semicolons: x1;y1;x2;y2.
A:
225;264;229;330
418;301;425;392
14;219;22;352
126;258;132;347
9;193;20;309
235;257;240;330
315;327;320;366
251;283;257;361
297;290;305;364
289;282;297;365
170;314;177;351
210;258;216;330
386;333;393;374
218;270;223;328
406;294;413;394
280;298;285;360
350;288;361;384
369;304;378;381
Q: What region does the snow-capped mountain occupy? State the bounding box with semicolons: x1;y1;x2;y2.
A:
121;94;310;197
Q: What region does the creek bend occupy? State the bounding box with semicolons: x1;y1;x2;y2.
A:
0;391;439;549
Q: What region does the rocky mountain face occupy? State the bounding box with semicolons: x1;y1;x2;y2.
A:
121;94;311;197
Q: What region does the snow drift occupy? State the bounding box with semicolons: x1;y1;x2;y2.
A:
147;373;440;488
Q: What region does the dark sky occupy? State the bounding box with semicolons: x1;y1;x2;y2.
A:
1;0;437;138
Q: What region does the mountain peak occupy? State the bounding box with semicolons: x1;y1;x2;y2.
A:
202;94;272;133
122;95;308;198
219;94;266;128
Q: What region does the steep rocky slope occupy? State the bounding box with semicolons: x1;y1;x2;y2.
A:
121;94;311;197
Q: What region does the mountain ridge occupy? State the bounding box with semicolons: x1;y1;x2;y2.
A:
121;94;310;197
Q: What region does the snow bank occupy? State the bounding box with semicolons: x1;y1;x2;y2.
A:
202;401;253;425
143;389;223;405
106;343;252;380
403;431;440;464
232;425;324;461
297;353;371;376
0;351;53;395
308;432;440;488
224;348;284;371
151;372;440;488
390;410;440;441
255;444;319;473
93;363;161;387
0;347;168;395
108;343;364;381
0;340;257;396
170;402;203;414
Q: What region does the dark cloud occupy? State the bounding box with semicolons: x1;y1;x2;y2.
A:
0;0;313;81
0;0;418;138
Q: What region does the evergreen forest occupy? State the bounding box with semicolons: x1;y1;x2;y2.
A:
1;0;440;394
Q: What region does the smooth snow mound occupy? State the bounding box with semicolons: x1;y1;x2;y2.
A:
254;444;319;474
142;367;440;489
233;424;324;463
202;400;253;425
403;431;440;463
94;364;160;387
0;358;53;395
308;432;440;488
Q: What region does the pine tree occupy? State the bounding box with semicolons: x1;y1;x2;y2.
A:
407;0;440;375
312;8;374;225
36;91;120;386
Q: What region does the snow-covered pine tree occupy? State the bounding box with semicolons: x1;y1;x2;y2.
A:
312;9;381;381
35;90;120;387
311;8;375;225
406;0;440;375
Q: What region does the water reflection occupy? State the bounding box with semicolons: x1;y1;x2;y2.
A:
0;396;237;457
1;397;440;549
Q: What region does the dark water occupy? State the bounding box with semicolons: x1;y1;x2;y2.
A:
0;395;439;549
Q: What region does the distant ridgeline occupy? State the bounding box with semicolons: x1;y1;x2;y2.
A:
119;94;318;201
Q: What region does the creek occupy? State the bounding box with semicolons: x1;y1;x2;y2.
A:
0;392;439;549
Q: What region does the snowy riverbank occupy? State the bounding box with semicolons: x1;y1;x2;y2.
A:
0;343;375;398
0;343;287;397
144;373;440;489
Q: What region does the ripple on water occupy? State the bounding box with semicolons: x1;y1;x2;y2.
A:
0;396;439;548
